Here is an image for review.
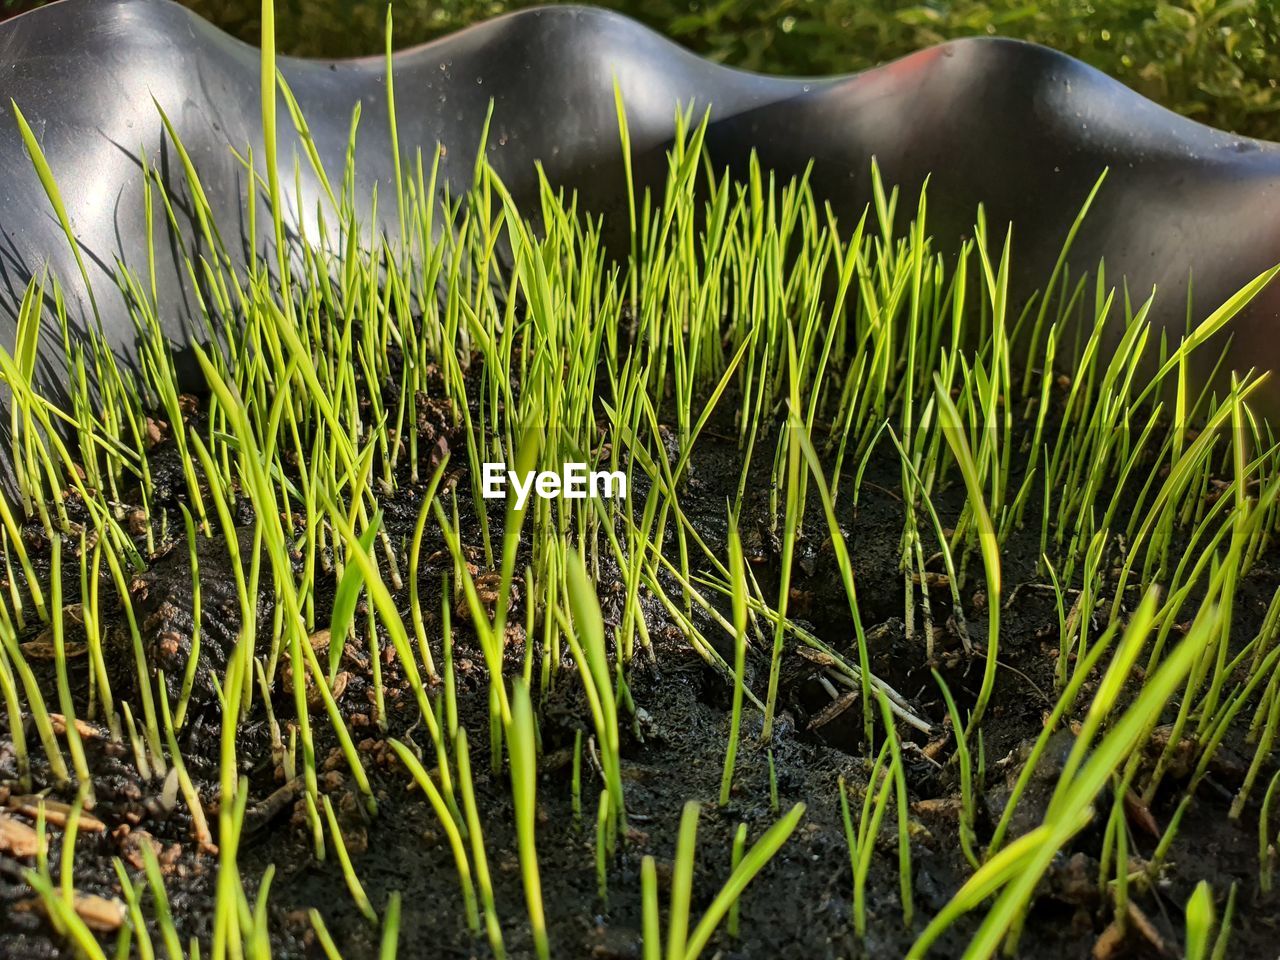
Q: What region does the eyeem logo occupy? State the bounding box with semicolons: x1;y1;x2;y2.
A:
482;462;627;509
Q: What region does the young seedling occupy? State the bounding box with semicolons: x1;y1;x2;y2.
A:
909;597;1216;958
1185;881;1215;960
596;789;611;905
321;793;376;924
641;854;661;960
572;729;584;826
719;523;749;806
456;729;506;959
934;375;1002;733
761;333;806;742
1260;768;1280;892
663;800;806;960
934;671;979;868
389;740;480;935
508;680;550;960
876;688;914;927
727;823;748;937
380;892;403;960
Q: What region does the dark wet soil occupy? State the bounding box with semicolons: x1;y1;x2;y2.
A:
2;376;1279;960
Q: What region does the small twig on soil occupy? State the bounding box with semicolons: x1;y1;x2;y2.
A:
244;778;305;836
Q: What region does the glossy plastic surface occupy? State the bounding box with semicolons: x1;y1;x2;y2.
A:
2;0;1279;414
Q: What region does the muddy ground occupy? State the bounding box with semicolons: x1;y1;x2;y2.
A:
1;382;1278;960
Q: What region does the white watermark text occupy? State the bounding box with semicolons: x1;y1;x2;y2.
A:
481;462;627;509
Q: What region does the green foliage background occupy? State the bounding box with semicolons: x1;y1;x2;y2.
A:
171;0;1280;140
7;0;1279;140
